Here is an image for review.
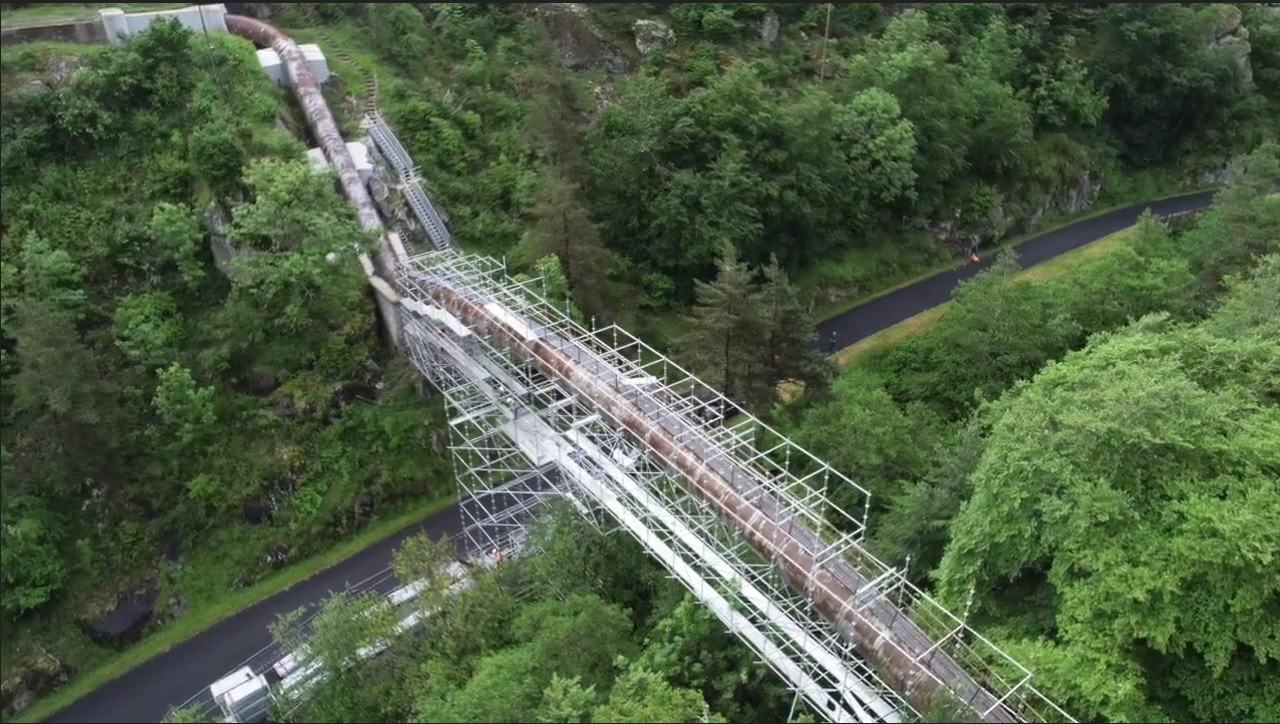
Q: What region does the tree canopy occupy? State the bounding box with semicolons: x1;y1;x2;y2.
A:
5;4;1280;722
1;22;451;708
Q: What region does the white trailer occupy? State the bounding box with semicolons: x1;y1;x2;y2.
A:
209;666;270;723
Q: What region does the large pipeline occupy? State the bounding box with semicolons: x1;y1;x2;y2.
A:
413;277;1020;723
225;14;403;347
226;14;1031;722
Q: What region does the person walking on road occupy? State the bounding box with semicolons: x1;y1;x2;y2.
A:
966;241;981;265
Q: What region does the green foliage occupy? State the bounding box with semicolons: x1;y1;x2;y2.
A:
149;201;207;289
784;146;1279;721
517;174;618;317
113;292;183;369
1;495;68;617
936;314;1280;723
189;119;248;202
675;244;830;413
1204;254;1280;342
5;4;1279;719
367;4;432;73
590;666;717;723
152;363;216;447
274;508;793;724
873;250;1082;418
0;19;451;697
588;65;918;292
670;4;768;42
789;366;940;517
634;595;790;723
1183;142;1280;291
868;208;1211;421
308;0;1274;349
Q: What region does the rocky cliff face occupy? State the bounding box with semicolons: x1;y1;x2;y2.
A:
1208;4;1254;88
914;171;1104;252
533;3;627;73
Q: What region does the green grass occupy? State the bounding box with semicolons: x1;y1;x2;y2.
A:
287;23;405;103
0;39;103;61
831;226;1136;365
0;3;186;25
831;305;951;365
807;185;1217;324
628;184;1212;354
10;493;459;724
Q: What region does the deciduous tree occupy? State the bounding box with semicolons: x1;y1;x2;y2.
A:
936;316;1280;723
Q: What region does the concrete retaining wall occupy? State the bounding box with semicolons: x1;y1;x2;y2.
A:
0;18;105;46
101;4;227;45
0;4;226;47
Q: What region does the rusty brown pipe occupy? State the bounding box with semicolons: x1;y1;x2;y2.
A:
226;15;381;234
225;14;403;345
225;14;1024;723
409;277;1021;722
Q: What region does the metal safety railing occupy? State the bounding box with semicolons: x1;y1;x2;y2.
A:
365;112;453;251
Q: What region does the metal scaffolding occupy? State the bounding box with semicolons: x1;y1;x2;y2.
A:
224;15;1068;724
395;250;1075;724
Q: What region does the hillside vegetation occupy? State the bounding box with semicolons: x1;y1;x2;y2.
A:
0;21;451;717
782;150;1280;723
261;2;1279;333
2;3;1279;723
203;147;1279;724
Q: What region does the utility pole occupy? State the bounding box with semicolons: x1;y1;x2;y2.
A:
819;3;833;83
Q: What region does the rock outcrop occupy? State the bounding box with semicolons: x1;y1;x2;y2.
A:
535;3;626;73
76;580;160;651
633;19;676;56
1208;4;1253;88
759;11;781;47
0;649;71;720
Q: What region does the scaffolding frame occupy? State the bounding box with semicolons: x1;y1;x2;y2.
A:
396;249;1075;724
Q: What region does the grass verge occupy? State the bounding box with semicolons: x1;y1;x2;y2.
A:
0;3;186;25
831;306;950;366
809;186;1215;324
11;493;458;724
830;227;1135;365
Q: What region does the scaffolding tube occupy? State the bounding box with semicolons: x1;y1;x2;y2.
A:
398;253;1072;723
226;12;1070;721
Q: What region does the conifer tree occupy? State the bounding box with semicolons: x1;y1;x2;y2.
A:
758;257;835;402
676;243;766;405
521;174;615;316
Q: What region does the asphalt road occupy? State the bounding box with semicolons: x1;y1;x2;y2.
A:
45;470;553;724
815;189;1225;349
43;189;1229;723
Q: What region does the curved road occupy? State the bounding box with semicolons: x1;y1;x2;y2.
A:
814;189;1226;347
44;190;1226;723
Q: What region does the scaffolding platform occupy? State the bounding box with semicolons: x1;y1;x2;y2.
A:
396;249;1075;724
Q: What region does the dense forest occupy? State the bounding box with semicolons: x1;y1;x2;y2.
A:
2;3;1279;723
170;155;1280;724
156;153;1277;724
0;18;453;718
277;1;1280;322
